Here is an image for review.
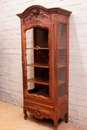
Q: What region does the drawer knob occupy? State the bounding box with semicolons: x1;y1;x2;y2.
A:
34;105;41;110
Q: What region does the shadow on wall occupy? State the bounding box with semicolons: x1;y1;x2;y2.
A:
69;13;87;127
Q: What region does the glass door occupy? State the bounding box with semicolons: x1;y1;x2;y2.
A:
26;27;50;98
58;23;67;97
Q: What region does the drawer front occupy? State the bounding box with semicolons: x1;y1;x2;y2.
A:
24;100;54;119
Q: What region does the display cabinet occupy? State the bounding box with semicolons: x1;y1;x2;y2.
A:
17;5;71;130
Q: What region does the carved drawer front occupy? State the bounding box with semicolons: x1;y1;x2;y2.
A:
25;100;54;119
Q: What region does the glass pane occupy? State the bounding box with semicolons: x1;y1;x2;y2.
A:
58;23;66;97
26;27;49;98
26;29;34;90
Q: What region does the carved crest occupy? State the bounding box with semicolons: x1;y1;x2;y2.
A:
23;9;51;24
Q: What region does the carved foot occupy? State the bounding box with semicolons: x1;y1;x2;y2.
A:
54;117;58;130
24;111;28;120
65;113;68;123
24;114;27;120
54;126;57;130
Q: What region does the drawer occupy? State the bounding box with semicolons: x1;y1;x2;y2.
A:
24;100;54;119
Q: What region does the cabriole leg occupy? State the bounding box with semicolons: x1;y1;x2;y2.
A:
24;110;28;120
54;118;58;130
65;113;68;123
54;126;57;130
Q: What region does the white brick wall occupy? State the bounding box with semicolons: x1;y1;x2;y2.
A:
0;0;87;128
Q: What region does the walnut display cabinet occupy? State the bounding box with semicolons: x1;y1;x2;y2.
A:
17;5;71;130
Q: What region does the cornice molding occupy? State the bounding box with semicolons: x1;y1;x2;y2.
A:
17;5;72;19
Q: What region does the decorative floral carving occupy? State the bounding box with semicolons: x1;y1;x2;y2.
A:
38;11;51;21
32;9;40;17
27;107;52;119
23;10;51;24
28;19;42;27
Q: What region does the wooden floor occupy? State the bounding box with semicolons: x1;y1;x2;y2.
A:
0;100;86;130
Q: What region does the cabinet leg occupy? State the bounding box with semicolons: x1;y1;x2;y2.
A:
54;119;58;130
24;110;28;120
65;113;68;123
54;126;57;130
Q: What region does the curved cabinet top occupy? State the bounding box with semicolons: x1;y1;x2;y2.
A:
17;5;72;25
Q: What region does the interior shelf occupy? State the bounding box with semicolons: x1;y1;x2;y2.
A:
58;80;65;85
58;64;66;68
27;77;49;85
28;84;49;97
27;63;49;68
27;63;65;69
29;89;49;97
26;47;49;50
27;77;65;86
58;48;66;50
